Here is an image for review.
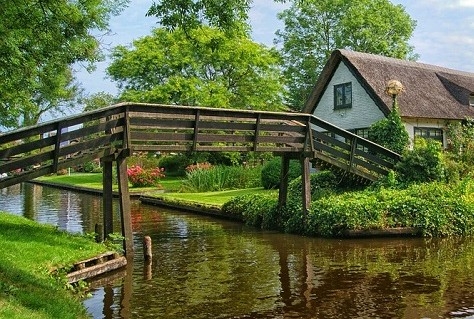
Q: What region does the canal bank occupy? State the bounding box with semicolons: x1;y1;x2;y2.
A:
28;178;424;239
0;212;111;319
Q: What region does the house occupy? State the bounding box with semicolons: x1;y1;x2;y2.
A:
302;49;474;148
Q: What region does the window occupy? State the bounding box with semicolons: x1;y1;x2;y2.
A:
334;82;352;110
414;127;443;144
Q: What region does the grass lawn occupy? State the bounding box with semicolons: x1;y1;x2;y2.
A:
148;187;276;207
36;173;275;207
37;173;183;193
0;212;109;319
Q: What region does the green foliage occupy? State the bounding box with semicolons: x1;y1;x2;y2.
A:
158;154;193;176
261;157;301;189
81;92;117;112
395;138;445;184
147;0;251;34
444;118;474;181
0;1;128;128
368;104;409;154
306;180;474;237
107;26;284;111
181;165;262;192
222;193;279;229
276;0;417;110
127;155;161;169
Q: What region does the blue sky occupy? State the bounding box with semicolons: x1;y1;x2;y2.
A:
75;0;474;98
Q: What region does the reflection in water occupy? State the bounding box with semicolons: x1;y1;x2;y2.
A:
1;184;474;318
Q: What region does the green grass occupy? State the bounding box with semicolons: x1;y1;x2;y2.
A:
37;173;183;192
0;212;109;319
150;187;276;207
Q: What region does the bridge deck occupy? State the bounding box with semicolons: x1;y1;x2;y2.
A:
0;102;400;189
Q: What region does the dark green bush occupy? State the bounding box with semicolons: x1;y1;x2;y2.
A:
368;103;409;154
287;170;338;203
261;157;301;189
222;193;279;229
396;138;445;184
158;154;192;176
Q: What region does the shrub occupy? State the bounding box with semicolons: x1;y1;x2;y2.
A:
127;165;165;188
396;138;445;184
306;180;474;237
368;103;409;154
181;165;262;192
127;154;160;169
222;193;279;229
261;157;301;189
158;154;192;176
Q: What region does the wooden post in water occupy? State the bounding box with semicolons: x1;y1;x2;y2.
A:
278;154;291;210
117;154;133;256
300;156;311;216
102;160;114;239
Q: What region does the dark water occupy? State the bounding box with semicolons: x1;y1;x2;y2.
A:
1;183;474;319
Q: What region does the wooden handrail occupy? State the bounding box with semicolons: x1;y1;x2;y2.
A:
0;103;401;188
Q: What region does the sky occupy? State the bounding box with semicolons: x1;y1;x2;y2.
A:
75;0;474;99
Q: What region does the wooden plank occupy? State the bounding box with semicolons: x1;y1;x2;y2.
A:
313;141;351;161
61;117;125;142
0;150;54;173
0;135;55;159
0;165;53;189
354;148;395;169
131;132;194;142
129;117;195;129
57;132;123;157
67;256;127;283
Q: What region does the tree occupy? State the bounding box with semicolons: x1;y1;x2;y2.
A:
147;0;252;34
275;0;417;111
0;0;128;129
81;92;117;112
107;27;284;111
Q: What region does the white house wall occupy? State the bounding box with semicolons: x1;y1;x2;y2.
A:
403;118;453;147
312;61;385;131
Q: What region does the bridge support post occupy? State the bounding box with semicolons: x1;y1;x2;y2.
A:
117;155;133;256
278;154;290;210
102;160;114;239
300;157;311;216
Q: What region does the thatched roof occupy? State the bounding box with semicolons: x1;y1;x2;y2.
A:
303;49;474;120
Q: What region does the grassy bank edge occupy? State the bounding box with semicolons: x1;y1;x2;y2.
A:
0;212;110;319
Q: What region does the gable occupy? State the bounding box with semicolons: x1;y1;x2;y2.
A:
312;60;385;131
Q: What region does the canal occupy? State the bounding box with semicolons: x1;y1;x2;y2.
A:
1;183;474;318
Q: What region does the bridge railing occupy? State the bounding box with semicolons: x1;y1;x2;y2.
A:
0;103;401;188
127;103;311;153
309;116;401;181
0;105;127;189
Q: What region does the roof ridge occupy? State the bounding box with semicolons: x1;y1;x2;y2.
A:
337;49;474;78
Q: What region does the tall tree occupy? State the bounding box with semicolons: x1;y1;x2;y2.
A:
275;0;417;111
107;27;284;111
0;0;128;129
147;0;252;34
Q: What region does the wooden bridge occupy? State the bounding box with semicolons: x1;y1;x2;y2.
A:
0;103;400;254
